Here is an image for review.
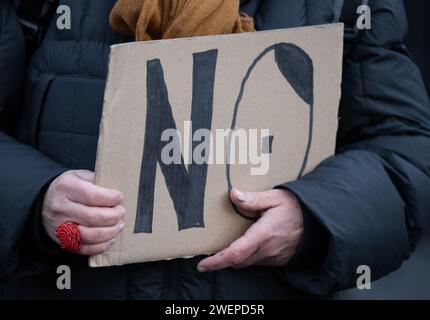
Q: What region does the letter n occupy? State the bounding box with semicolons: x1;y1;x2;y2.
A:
134;49;218;233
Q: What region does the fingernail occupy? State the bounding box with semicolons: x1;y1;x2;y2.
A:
119;193;124;201
235;190;246;202
119;223;125;230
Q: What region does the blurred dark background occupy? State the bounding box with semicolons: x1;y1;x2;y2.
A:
405;1;430;94
340;0;430;300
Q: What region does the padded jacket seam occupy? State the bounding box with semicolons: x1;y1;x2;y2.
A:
30;67;106;80
39;129;97;137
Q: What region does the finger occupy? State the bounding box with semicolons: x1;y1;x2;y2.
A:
66;203;125;227
234;248;294;269
254;256;292;267
198;223;264;272
230;189;282;213
232;248;265;269
197;236;259;272
78;240;116;256
230;245;293;269
74;170;95;182
79;222;124;245
68;177;124;207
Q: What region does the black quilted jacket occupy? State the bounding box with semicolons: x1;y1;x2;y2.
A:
0;0;429;299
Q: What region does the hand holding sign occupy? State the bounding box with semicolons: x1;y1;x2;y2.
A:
42;170;125;255
197;188;303;271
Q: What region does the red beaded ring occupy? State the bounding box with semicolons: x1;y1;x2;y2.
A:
56;222;81;252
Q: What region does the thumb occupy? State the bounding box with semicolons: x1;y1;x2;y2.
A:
74;170;95;183
230;188;279;213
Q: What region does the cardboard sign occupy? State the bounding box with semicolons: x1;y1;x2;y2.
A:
90;24;343;267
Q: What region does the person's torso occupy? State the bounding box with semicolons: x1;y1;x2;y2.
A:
11;0;337;299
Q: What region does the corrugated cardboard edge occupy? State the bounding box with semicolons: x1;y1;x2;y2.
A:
109;23;344;50
89;23;344;268
90;46;120;267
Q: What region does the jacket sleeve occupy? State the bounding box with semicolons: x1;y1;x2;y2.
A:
0;1;67;279
277;0;430;295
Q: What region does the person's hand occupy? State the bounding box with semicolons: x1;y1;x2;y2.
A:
42;170;125;255
198;188;303;272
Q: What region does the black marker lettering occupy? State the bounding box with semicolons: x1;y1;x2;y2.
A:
135;49;218;233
